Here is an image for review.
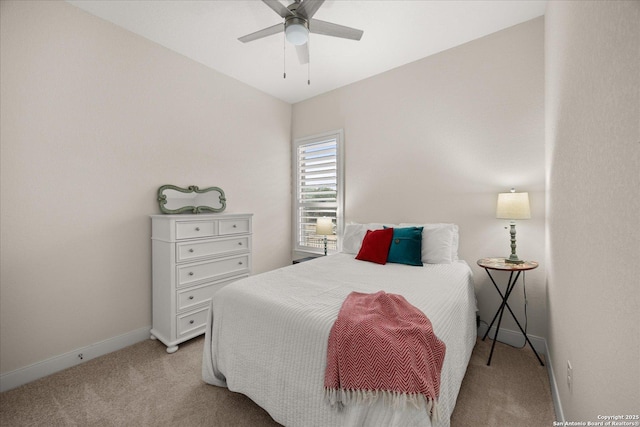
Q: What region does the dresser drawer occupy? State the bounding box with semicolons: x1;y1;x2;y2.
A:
177;254;250;288
176;276;247;312
176;236;250;262
177;306;209;338
175;220;216;240
219;218;251;235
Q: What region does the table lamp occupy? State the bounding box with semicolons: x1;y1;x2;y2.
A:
315;217;333;256
496;189;530;264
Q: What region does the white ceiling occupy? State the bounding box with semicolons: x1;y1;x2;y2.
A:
66;0;546;104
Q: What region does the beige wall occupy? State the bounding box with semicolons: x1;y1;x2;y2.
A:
0;0;292;374
10;4;638;418
293;18;546;339
545;0;640;419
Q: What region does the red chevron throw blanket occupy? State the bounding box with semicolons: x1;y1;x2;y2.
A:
324;291;446;421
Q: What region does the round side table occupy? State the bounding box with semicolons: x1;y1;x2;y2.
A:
477;257;544;366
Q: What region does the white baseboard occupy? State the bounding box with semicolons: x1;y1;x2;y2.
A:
477;323;546;355
477;324;564;422
545;339;565;422
0;326;151;392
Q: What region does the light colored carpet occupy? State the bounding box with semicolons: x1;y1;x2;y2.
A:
0;336;555;426
450;338;555;426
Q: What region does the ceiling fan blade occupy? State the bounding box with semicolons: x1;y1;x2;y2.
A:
296;44;309;64
309;19;363;41
238;23;284;43
295;0;325;20
262;0;294;18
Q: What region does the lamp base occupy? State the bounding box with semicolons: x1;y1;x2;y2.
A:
505;222;524;264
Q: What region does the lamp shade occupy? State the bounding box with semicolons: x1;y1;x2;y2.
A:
315;217;333;235
496;192;531;220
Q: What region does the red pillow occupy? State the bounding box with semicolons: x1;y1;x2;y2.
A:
355;228;394;264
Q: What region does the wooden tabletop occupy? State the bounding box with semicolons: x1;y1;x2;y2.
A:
477;257;539;271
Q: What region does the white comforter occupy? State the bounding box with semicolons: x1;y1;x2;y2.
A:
202;253;477;427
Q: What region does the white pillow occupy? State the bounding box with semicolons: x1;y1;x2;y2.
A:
451;224;459;260
341;223;394;254
341;223;367;254
400;223;459;264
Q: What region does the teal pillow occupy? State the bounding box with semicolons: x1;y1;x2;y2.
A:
384;226;424;266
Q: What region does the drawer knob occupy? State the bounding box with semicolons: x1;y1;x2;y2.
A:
189;320;194;324
195;227;200;231
232;224;237;228
188;272;194;276
238;242;243;246
188;248;194;253
189;296;194;300
238;261;243;265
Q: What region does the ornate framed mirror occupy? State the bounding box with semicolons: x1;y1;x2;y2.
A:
157;185;226;214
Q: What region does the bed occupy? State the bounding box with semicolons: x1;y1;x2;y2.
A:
202;223;477;427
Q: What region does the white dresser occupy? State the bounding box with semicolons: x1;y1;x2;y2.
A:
150;213;252;353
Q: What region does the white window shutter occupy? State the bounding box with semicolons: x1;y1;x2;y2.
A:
293;130;343;254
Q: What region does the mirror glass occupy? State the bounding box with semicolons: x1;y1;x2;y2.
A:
158;185;226;214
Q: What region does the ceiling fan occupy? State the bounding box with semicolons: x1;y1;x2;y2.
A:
238;0;364;66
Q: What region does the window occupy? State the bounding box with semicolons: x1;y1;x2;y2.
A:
293;130;344;254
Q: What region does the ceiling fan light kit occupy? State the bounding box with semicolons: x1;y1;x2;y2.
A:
285;17;309;45
239;0;363;82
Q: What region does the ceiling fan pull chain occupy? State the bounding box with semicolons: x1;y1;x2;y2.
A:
307;36;311;85
283;31;287;79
